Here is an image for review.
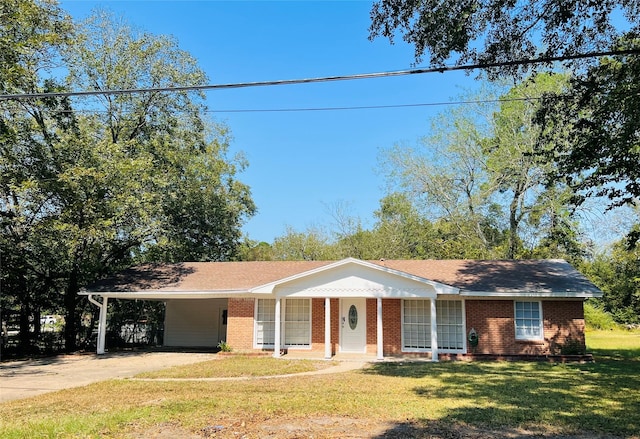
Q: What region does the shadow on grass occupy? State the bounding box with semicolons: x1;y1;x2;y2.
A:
364;355;639;438
369;419;597;439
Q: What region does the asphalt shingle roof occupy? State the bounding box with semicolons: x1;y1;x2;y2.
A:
87;259;601;295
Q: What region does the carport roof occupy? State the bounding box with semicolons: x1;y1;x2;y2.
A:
82;258;602;298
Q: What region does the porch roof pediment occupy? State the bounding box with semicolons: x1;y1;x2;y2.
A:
250;258;459;298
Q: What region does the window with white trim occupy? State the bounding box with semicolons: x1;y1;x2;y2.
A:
403;300;431;350
436;300;464;350
402;300;465;351
254;298;311;348
255;299;276;346
514;301;543;340
284;298;310;346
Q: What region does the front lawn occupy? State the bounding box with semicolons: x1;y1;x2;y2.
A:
135;355;335;378
0;329;637;438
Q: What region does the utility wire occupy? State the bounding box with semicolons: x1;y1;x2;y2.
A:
1;49;639;101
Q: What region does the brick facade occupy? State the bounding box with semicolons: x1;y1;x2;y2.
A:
465;299;586;356
226;298;255;350
226;297;586;358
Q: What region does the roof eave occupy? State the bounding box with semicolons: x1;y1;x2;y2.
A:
79;290;250;300
459;290;603;298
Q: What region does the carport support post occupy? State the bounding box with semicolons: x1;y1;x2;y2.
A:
273;297;282;358
324;297;331;359
88;295;108;355
376;297;383;360
430;297;438;362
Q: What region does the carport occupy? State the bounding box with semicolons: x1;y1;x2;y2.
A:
80;291;236;354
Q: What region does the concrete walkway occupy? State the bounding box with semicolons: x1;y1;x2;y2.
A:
0;352;367;403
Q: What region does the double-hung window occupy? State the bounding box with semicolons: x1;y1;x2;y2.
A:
283;298;310;347
255;299;276;346
254;298;311;348
514;301;543;340
402;299;465;351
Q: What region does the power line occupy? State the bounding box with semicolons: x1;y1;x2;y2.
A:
1;49;639;101
208;97;537;113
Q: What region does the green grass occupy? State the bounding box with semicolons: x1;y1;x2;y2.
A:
135;355;335;378
587;328;640;360
0;330;638;438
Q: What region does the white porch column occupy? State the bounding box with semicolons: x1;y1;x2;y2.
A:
88;295;108;355
273;297;282;358
324;297;331;359
430;297;438;362
376;297;384;360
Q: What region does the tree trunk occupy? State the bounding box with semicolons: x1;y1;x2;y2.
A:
64;267;79;352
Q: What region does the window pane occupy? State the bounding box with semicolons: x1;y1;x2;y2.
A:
403;300;431;349
514;301;542;340
255;299;276;346
436;300;464;350
284;299;310;347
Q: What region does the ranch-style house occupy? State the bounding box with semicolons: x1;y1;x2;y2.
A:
82;258;602;360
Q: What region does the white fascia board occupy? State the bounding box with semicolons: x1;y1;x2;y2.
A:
459;290;603;298
249;257;460;295
78;290;250;300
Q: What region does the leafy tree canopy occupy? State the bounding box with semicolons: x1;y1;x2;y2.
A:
369;0;639;75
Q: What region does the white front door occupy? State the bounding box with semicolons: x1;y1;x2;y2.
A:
340;298;367;353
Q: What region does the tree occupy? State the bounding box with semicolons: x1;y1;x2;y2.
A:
1;0;74;352
1;7;255;353
581;227;640;324
380;75;580;259
272;226;334;261
369;1;640;245
538;37;640;218
369;0;638;75
484;73;572;258
380;95;499;255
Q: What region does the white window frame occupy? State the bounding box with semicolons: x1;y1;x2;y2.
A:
436;300;466;353
402;299;431;352
514;301;544;341
254;298;312;349
401;299;466;353
283;298;312;349
254;299;276;348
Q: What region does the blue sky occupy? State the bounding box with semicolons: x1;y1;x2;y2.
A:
59;0;480;243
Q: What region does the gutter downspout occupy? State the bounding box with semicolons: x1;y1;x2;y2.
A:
88;294;108;355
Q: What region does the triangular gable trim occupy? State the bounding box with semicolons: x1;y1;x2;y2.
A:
249;257;460;296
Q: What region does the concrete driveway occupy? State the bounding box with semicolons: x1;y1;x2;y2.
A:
0;351;216;403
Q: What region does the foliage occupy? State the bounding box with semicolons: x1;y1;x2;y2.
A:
369;0;638;76
369;0;640;247
271;226;334;260
581;240;640;325
378;75;583;260
0;5;254;354
216;340;232;352
538;37;640;217
584;301;619;331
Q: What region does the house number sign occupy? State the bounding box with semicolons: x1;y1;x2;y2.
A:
348;305;358;330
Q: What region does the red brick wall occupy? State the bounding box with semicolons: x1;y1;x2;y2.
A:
227;297;587;357
226;298;255;350
310;298;323;352
382;299;402;355
543;301;586;354
465;299;586;355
